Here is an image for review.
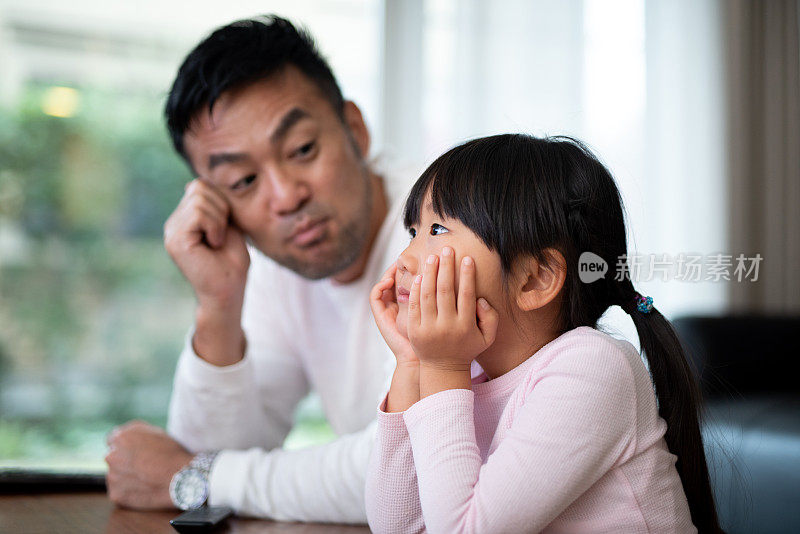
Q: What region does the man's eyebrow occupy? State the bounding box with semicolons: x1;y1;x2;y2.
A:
205;108;310;171
270;107;310;144
208;152;248;171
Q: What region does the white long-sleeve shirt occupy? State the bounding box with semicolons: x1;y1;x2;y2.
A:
167;165;412;522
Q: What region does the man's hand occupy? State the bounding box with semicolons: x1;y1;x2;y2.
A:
164;178;250;308
105;420;194;510
163;178;250;366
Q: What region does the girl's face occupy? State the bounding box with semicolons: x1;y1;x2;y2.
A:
394;194;506;338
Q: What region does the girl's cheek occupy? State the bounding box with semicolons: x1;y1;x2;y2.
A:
396;303;409;337
453;251;465;294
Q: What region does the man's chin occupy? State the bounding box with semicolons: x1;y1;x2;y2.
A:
275;246;360;280
253;222;368;281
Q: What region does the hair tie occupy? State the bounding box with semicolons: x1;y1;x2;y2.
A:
635;293;654;314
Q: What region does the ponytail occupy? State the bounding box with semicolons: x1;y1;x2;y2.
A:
619;283;723;533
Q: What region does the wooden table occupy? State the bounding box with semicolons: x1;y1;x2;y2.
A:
0;492;371;533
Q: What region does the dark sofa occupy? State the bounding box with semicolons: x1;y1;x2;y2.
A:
672;315;800;534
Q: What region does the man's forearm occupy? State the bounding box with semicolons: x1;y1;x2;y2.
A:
208;422;377;523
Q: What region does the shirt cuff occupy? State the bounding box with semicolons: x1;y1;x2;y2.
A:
207;448;259;511
177;326;253;390
376;391;408;433
403;388;475;436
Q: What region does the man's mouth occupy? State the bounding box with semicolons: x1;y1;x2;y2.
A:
288;218;329;248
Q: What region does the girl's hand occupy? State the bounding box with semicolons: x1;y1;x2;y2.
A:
370;262;418;365
407;247;499;370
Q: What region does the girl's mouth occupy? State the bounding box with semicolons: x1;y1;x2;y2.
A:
396;286;410;303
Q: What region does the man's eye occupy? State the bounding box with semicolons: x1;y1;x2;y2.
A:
408;227;417;239
293;141;316;158
430;223;449;236
232;174;256;190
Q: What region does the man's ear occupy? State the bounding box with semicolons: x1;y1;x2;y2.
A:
343;100;370;159
513;248;567;312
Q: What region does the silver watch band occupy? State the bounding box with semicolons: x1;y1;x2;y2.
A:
190;451;219;475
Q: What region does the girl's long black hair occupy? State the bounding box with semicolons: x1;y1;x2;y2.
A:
404;134;722;533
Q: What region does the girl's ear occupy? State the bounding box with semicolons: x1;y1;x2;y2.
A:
513;248;567;312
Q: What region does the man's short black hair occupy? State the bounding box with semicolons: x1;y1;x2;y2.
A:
165;15;345;160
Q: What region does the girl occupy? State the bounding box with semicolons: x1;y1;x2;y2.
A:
366;134;721;533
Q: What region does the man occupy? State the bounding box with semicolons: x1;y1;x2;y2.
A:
104;15;412;523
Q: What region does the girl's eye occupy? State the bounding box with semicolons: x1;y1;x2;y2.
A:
408;227;417;239
232;174;256;190
430;223;449;236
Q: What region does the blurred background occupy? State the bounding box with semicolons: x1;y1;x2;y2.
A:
0;0;798;529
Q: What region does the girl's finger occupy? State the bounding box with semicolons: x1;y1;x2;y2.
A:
408;273;423;327
456;256;477;321
370;278;394;313
377;262;398;284
436;247;457;318
476;297;500;347
380;279;398;307
421;254;439;321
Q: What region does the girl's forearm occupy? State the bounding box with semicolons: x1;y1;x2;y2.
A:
386;362;420;413
419;362;472;399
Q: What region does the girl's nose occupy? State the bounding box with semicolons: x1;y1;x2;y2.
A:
396;246;418;277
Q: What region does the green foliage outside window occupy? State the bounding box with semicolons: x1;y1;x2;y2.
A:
0;84;334;471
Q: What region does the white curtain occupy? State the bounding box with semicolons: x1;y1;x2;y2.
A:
380;0;729;345
725;0;800;313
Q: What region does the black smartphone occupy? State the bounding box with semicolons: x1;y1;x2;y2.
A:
169;506;233;533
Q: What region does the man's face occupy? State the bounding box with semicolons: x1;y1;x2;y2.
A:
183;67;373;279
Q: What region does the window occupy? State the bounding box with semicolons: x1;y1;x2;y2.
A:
0;0;381;471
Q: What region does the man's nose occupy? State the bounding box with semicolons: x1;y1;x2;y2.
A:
266;171;311;216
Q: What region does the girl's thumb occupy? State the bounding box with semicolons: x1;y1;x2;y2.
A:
476;298;499;345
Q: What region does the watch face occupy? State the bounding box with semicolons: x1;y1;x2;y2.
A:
172;468;207;510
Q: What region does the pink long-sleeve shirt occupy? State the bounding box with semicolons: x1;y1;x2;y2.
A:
365;326;696;533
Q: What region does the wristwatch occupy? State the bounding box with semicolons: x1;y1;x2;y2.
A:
169;451;218;510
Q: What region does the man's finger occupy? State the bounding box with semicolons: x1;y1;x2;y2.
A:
106;427;120;446
194;182;230;215
186;209;227;249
